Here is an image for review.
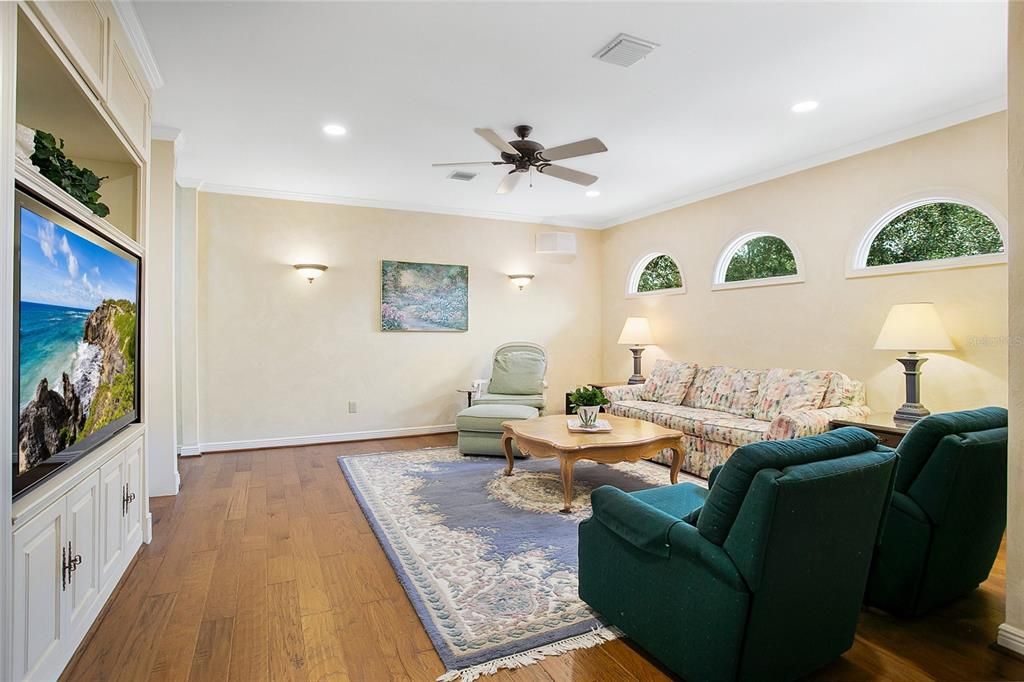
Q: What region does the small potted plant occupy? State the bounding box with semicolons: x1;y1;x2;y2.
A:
568;385;610;428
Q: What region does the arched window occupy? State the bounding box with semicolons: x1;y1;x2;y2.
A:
853;199;1006;275
713;232;803;290
627;253;685;296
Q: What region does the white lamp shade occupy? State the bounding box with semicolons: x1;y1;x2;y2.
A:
874;303;954;351
618;317;654;346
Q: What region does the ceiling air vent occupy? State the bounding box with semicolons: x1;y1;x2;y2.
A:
593;33;659;67
448;171;477;182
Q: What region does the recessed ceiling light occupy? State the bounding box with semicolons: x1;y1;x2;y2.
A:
323;123;347;136
791;101;819;113
586;190;601;198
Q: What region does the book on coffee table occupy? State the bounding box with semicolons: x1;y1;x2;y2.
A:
567;418;613;433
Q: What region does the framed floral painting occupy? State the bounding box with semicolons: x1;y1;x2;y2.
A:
380;260;468;332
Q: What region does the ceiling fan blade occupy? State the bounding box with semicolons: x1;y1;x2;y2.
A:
496;172;522;194
475;128;520;157
537;164;598;186
431;161;504;167
536;137;607;162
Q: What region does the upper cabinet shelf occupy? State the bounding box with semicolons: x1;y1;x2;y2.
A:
29;1;108;100
15;1;152;240
18;1;151;162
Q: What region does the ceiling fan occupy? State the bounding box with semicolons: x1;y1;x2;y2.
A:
433;125;608;194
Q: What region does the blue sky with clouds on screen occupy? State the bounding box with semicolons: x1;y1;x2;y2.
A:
20;207;137;310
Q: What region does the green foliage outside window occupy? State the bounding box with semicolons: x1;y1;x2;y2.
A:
724;236;797;282
636;255;683;292
866;203;1003;267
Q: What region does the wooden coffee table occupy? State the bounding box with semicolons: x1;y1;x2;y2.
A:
501;414;685;513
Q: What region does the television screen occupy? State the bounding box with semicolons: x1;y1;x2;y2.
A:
13;188;140;499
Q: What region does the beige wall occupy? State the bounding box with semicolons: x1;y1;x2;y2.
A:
174;186;200;455
1001;0;1023;653
196;193;603;447
145;140;179;495
601;114;1009;416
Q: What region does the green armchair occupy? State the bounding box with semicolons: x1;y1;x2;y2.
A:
865;407;1008;616
472;342;547;412
578;428;898;681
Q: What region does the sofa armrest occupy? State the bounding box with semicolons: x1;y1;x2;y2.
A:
591;486;682;557
667;517;748;591
603;384;643;402
767;405;872;440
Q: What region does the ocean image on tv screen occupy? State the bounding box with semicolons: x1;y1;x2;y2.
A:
18;206;138;475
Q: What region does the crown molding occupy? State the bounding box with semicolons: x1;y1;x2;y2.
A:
597;96;1008;229
196;182;602;229
176;176;205;190
151;124;185;158
110;1;164;91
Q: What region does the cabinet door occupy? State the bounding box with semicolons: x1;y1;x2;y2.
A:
99;453;126;590
106;19;149;157
66;471;102;641
124;437;145;551
30;1;108;98
11;499;66;682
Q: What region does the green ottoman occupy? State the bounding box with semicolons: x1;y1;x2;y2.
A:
456;404;539;457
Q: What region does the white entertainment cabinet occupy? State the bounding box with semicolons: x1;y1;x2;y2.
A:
1;3;155;680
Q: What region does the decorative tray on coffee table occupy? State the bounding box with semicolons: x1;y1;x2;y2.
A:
566;419;613;433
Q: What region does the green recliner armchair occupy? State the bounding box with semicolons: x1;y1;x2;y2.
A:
865;407;1008;616
578;428;898;682
472;342;547;412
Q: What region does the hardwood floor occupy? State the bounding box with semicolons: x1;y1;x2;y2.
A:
61;434;1023;682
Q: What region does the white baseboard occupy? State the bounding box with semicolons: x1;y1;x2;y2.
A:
998;623;1024;656
144;512;153;543
198;423;457;453
178;444;201;457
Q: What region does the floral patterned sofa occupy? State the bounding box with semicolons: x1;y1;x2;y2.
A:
603;360;871;478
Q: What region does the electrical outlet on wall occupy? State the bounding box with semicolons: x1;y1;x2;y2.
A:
348;401;358;414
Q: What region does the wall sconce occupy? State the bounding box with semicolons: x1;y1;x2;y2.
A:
294;264;327;284
508;274;535;291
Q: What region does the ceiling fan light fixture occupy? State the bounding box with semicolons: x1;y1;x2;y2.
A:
322;123;347;136
791;100;819;113
586;190;601;198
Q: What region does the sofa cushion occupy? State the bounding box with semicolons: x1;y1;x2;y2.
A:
648;405;725;437
488;351;545;395
473;393;546;410
693;366;765;417
702;415;771;447
455;404;539;432
682;366;709;407
751;368;832;422
639;359;699;405
822;372;865;408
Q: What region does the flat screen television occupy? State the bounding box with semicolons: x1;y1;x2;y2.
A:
13;187;141;499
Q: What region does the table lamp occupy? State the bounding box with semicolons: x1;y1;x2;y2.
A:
874;303;954;423
618;317;654;384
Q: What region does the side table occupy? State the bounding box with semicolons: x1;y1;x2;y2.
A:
829;413;913;449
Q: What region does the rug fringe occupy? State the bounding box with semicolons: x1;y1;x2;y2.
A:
436;626;621;682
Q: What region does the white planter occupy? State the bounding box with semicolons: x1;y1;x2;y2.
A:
576;405;601;427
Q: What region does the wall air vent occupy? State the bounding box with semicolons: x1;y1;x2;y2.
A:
447;171;477;182
536;232;577;256
593;33;659;67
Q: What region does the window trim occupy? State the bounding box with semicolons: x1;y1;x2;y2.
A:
712;231;805;292
626;252;687;298
848;195;1008;279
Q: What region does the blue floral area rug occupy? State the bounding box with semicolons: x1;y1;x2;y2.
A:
338;446;706;681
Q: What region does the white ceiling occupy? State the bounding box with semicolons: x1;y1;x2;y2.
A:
135;1;1007;229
